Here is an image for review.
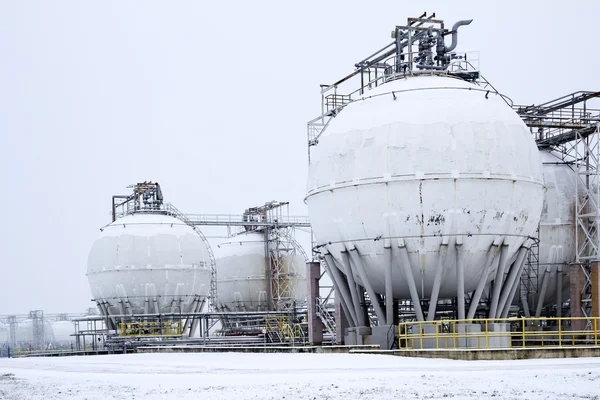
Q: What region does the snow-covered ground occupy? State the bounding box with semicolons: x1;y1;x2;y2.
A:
0;352;599;399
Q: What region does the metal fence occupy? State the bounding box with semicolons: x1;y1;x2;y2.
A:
399;317;600;350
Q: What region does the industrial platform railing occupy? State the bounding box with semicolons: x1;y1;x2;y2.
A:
118;321;184;337
398;317;600;350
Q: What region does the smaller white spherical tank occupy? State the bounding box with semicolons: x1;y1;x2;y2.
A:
533;150;577;309
51;321;76;345
14;320;55;345
216;231;307;311
87;213;212;316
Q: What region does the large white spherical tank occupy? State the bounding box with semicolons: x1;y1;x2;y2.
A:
535;150;576;308
51;321;76;344
87;213;211;315
307;75;544;299
216;231;307;311
15;320;55;345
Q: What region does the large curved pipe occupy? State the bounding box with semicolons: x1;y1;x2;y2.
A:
445;19;473;52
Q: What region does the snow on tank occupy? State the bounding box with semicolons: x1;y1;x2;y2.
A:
307;74;544;320
87;213;211;316
216;231;307;312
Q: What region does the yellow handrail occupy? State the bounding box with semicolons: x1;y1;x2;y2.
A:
398;317;600;350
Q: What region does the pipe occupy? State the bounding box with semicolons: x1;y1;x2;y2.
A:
467;244;501;319
324;253;358;327
384;247;394;325
488;245;510;318
427;245;448;321
500;249;529;318
348;249;386;324
396;243;425;321
341;251;367;326
497;247;529;317
444;20;473;52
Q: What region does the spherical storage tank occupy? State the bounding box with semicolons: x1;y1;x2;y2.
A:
306;75;544;307
216;231;307;311
531;150;577;312
87;213;211;316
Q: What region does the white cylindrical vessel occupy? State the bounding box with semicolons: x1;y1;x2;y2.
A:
216;231;307;311
87;213;211;316
307;75;544;301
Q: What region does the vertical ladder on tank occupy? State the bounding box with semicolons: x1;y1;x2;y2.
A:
165;203;218;315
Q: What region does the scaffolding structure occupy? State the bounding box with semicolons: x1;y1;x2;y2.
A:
513;92;600;322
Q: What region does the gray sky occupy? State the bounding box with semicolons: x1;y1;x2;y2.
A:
0;0;598;315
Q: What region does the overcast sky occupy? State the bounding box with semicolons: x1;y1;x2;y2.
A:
0;0;598;315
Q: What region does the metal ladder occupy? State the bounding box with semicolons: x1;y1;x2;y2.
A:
165;204;218;313
316;298;336;339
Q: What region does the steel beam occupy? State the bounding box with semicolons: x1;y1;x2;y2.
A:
341;251;367;326
395;241;425;321
488;245;510;318
323;253;358;327
497;246;529;318
348;248;386;324
427;244;448;321
467;243;501;319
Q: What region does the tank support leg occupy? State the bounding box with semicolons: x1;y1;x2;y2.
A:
324;253;358;327
488;245;510;318
395;240;425;321
385;246;394;325
498;246;529;317
341;250;367;326
427;244;448;321
535;266;553;318
467;241;502;319
348;248;386;324
556;266;563;318
456;242;466;320
500;246;529;318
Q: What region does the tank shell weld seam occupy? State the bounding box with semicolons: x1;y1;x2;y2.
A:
306;176;544;198
313;232;540;249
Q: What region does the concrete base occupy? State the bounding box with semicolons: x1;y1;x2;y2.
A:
487;323;511;348
370;325;398;350
345;326;372;346
353;346;600;360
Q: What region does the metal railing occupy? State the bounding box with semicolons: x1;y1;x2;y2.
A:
398;317;600;350
118;321;183;337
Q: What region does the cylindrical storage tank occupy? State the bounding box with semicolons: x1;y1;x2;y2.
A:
307;75;544;311
14;320;55;346
531;150;576;312
87;213;211;316
51;321;76;345
216;231;307;312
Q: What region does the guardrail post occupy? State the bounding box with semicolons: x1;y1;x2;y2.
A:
485;319;489;349
595;319;598;346
522;318;526;348
558;318;562;347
